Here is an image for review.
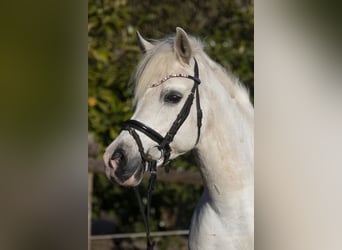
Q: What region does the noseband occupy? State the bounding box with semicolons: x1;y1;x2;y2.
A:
120;58;202;250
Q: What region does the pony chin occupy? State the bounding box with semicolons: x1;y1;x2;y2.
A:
105;162;145;187
121;174;143;187
122;166;145;187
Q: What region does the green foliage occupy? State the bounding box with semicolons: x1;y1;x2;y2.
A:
89;0;253;144
88;0;253;241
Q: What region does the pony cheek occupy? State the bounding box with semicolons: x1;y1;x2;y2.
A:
171;127;198;153
170;139;194;158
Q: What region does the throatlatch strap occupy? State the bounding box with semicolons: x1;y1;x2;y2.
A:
193;58;202;145
195;83;202;145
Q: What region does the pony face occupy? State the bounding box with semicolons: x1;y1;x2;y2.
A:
103;28;201;186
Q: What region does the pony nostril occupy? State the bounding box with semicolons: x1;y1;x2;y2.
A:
111;149;127;168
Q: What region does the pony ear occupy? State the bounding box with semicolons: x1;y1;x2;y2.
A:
174;27;192;65
136;31;154;53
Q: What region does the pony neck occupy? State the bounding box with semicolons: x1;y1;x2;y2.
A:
195;74;254;208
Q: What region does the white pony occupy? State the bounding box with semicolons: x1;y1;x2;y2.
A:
103;27;254;250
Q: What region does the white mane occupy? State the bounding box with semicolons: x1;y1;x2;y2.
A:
201;52;253;113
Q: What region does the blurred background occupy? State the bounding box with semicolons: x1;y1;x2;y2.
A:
1;0;341;250
88;0;253;249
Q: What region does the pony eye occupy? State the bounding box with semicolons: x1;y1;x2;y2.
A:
164;91;183;104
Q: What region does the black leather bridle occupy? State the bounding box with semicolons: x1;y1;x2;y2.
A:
122;58;202;171
120;58;202;249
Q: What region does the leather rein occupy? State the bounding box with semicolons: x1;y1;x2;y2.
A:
121;58;202;249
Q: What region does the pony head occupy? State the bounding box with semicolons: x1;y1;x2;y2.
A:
103;27;204;186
